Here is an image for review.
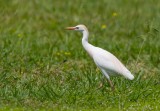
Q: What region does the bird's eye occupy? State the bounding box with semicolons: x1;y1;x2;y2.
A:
76;27;79;29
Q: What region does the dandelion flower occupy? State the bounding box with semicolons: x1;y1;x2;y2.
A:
64;52;71;56
112;12;118;17
18;34;23;38
101;24;107;29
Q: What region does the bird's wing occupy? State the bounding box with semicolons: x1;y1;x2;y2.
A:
93;47;134;80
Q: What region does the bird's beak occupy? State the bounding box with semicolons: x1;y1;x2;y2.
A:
65;27;76;30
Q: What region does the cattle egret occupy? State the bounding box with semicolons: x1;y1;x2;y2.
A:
66;24;134;90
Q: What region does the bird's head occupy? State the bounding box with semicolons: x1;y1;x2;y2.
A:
66;24;88;32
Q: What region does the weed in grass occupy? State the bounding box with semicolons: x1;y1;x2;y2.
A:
0;0;160;110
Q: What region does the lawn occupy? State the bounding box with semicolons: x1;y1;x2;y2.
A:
0;0;160;110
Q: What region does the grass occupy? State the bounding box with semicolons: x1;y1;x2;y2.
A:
0;0;160;110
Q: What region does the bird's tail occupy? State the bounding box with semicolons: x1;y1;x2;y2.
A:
124;72;134;80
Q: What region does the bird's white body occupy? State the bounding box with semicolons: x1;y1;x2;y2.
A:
66;24;134;89
85;45;134;80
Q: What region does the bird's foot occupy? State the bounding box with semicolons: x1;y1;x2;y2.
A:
111;86;115;92
97;82;103;89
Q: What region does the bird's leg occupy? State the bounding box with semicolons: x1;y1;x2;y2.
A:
100;69;115;91
98;77;105;89
107;79;114;91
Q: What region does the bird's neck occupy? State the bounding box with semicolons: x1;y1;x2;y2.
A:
82;30;95;57
82;30;89;43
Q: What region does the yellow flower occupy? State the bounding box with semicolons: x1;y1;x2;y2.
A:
64;52;71;56
101;24;107;29
112;12;118;17
18;33;23;38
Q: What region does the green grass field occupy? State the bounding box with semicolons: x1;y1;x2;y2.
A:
0;0;160;110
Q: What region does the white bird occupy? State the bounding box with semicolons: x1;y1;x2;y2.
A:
66;24;134;90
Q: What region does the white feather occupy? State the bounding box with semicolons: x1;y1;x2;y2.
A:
67;24;134;83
